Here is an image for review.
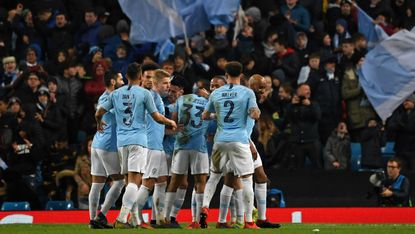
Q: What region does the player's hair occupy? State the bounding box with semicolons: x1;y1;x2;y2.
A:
153;69;171;83
141;62;160;74
104;70;118;87
211;75;226;84
126;62;142;81
225;61;243;77
388;158;402;169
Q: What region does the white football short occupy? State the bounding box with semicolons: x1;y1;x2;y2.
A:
143;149;169;179
91;148;121;176
118;145;147;174
171;150;209;175
210;142;254;177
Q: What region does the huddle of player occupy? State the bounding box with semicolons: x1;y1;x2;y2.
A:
89;61;280;229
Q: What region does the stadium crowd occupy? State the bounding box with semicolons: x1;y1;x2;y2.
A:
0;0;414;217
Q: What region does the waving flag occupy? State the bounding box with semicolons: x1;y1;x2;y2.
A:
359;29;415;120
202;0;240;26
118;0;210;43
355;3;389;49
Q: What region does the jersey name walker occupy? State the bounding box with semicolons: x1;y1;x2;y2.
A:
206;84;258;144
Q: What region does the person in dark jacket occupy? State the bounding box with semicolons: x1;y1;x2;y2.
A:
361;118;386;170
387;94;415;172
270;38;300;86
324;121;351;170
307;55;342;145
38;12;75;59
285;83;322;168
77;8;102;52
55;62;84;145
33;86;64;146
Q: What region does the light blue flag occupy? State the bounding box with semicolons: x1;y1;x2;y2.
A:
154;39;175;63
119;0;210;43
359;29;415;121
356;4;389;50
203;0;240;26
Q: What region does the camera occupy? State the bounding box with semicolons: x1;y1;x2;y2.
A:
369;171;386;187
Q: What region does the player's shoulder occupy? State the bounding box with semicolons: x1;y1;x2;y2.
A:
98;91;110;102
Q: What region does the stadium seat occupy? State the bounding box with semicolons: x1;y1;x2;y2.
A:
45;200;74;210
381;141;395;157
1;202;31;211
267;188;286;208
350;143;362;171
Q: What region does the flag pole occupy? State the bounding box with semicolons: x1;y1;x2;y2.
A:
182;21;190;49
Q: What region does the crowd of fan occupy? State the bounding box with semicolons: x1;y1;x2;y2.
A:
0;0;415;209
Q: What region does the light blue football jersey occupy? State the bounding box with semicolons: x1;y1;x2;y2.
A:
206;84;258;144
174;94;209;152
146;90;165;150
92;91;117;152
163;103;176;156
101;85;157;147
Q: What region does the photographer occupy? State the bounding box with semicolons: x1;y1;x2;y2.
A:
286;83;322;168
370;158;411;207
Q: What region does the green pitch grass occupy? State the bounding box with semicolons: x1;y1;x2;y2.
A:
1;224;415;234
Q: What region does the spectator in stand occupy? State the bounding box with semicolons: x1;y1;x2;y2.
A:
341;58;377;141
295;32;313;67
0;96;18;158
353;33;368;60
324;121;351;170
402;4;415;30
77;8;102;54
18;47;43;73
10;5;43;61
297;52;320;84
7;97;25;123
12;72;45;111
361;118;386;170
387;94;415;172
332;19;351;53
45;49;68;76
1;56;20;97
245;6;269;44
338;38;359;78
307;55;342;145
55;62;84;145
39;12;74;59
340;0;357;35
280;0;311;33
111;44;132;78
286;83;322;168
374;12;396;36
33;86;64;147
317;32;334;63
271;38;300;86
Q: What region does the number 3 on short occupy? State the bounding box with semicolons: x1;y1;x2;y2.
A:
224;100;234;123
